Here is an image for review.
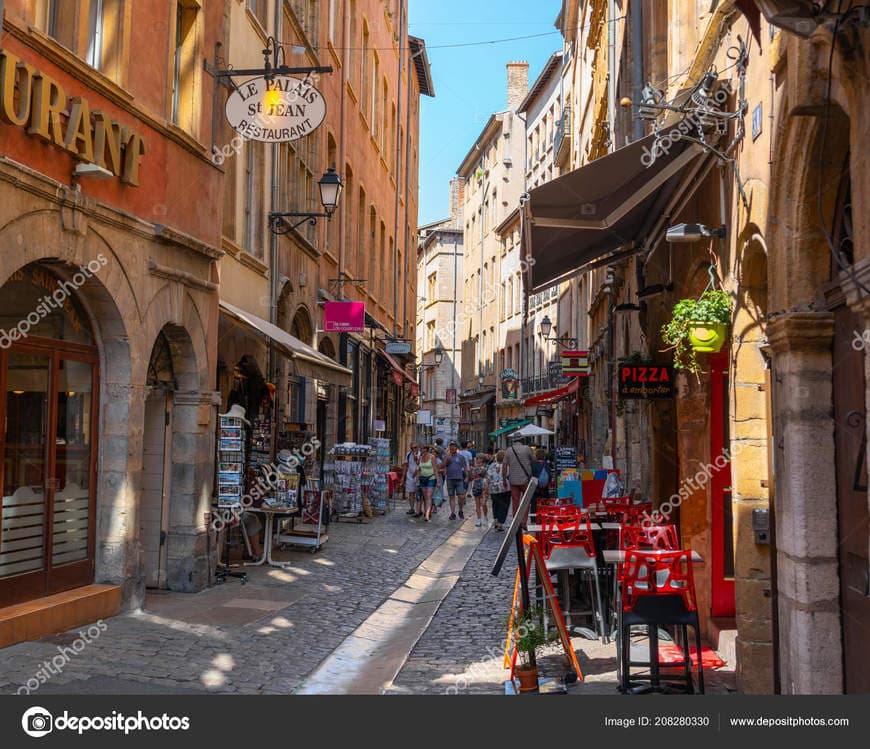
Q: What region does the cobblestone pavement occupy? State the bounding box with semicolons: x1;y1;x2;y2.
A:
389;529;737;695
0;505;473;695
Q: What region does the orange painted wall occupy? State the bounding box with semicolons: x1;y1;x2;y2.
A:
1;0;224;250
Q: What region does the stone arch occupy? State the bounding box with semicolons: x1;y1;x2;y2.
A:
141;322;212;592
318;336;337;359
290;304;314;346
0;212;139;604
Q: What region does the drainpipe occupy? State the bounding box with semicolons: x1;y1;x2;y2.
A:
337;0;349;300
392;0;407;337
452;233;458;440
605;267;617;464
268;2;284;394
630;0;644;143
607;0;617;152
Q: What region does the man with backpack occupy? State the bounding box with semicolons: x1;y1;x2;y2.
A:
504;439;535;524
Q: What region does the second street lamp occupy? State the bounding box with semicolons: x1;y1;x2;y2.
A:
540;315;577;347
269;166;343;235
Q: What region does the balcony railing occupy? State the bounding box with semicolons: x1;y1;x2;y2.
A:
521;372;571;395
554;106;572;163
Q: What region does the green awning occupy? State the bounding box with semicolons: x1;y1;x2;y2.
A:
489;419;532;438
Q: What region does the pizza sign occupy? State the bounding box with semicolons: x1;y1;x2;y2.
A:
618;364;674;399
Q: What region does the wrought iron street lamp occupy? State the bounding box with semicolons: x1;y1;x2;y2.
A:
269;166;343;235
539;315;577;347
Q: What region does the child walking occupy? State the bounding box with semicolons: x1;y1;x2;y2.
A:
470;455;488;527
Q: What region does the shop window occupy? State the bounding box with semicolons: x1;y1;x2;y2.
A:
287;376;306;424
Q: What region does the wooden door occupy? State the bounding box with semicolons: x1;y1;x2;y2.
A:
832;304;870;693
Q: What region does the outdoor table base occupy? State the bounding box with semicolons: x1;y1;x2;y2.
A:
244;507;299;568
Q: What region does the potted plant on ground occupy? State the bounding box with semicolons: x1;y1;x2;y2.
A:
661;289;732;379
511;607;554;692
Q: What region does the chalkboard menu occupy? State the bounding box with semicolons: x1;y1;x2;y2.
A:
555;446;578;472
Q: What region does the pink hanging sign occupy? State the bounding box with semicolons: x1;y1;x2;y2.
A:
324;301;365;333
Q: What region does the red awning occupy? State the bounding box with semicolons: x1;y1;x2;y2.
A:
378;349;417;386
524;378;579;407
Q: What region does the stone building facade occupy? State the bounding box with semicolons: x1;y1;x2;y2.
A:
522;0;870;694
457;63;527;450
415;180;464;444
0;0;224;632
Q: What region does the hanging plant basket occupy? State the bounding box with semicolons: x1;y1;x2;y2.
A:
661;289;732;379
688;322;728;353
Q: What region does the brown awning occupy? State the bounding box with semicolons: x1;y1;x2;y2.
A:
219;300;352;387
522;129;705;292
376;348;417;386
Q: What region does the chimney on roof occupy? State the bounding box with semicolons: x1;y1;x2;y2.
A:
449;178;465;228
506;61;529;111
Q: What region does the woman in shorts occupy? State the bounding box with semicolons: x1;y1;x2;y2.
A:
413;446;438;521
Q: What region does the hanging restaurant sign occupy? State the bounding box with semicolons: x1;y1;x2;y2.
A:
618;364;674;399
499;368;519;400
324;301;365;333
225;76;327;142
561;350;590;377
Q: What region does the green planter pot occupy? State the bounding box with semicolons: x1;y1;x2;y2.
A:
688;322;728;353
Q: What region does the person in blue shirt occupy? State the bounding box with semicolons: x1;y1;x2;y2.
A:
444;441;470;520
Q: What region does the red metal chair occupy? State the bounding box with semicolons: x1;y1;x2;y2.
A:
585;496;631;521
541;514;607;642
618;550;704;694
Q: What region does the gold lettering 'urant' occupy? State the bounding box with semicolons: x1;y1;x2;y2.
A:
0;47;146;185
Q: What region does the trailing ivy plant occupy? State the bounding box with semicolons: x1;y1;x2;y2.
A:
661;289;732;379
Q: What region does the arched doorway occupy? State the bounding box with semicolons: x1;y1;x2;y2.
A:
0;264;100;607
141;331;175;589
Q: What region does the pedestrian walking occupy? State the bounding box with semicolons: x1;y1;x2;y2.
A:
413;446;438;521
443;441;469;520
470;455;488;527
530;448;551;519
487;450;510;531
504;439;535;524
402;443;420;515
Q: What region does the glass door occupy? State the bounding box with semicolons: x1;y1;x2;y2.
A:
49;354;97;593
0;346;98;607
0;350;51;607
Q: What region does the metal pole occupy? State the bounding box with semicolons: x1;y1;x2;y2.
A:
608;0;617;152
452;234;458;441
392;0;407;336
337;0;349;301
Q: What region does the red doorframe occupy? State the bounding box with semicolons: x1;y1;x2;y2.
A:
710;351;735;617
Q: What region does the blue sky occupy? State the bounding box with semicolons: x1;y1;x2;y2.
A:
409;0;562;225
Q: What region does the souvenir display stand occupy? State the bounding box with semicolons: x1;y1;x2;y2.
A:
215;410;249;583
323;443;372;521
365;438;391;515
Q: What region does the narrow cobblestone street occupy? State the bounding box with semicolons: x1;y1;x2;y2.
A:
390;529;737;695
0;509;474;696
0;505;736;696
